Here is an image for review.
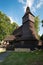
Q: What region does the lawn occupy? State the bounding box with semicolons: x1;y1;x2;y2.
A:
0;50;43;65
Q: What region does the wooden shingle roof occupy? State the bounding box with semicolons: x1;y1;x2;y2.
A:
4;35;16;41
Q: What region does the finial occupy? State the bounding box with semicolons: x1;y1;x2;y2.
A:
26;7;30;13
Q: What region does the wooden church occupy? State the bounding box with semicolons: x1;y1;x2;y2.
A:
4;7;40;50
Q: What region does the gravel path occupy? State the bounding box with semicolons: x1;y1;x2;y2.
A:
0;52;10;62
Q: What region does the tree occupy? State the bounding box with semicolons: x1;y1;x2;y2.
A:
41;20;43;27
0;11;11;40
34;16;40;35
0;11;19;40
40;34;43;41
40;20;43;40
9;22;19;34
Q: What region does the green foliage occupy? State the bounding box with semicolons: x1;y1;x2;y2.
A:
34;16;40;35
41;20;43;27
10;22;19;34
0;11;19;40
40;34;43;40
0;11;10;40
0;51;43;65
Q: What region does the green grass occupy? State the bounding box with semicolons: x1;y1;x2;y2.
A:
0;50;43;65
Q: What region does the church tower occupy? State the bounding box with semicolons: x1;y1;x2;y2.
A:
22;7;38;40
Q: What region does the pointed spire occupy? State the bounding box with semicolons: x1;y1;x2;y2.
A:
26;7;30;13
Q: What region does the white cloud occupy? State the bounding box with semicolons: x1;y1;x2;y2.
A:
9;16;14;23
18;0;43;13
31;7;36;13
25;0;34;8
18;0;34;12
36;0;43;8
18;0;25;4
32;0;43;13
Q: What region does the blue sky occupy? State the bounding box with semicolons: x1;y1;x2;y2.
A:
0;0;43;35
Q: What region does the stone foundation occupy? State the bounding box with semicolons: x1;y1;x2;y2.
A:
15;48;30;52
